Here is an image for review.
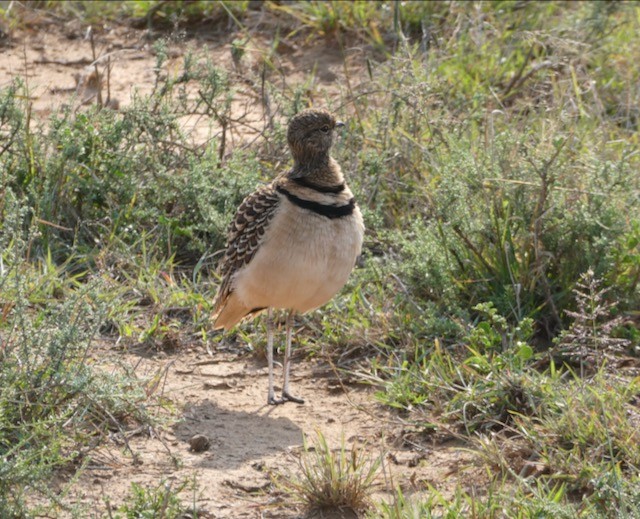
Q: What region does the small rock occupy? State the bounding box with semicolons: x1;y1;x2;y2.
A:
189;434;211;453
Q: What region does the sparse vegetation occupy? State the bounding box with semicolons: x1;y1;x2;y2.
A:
112;479;193;519
278;431;381;515
1;0;639;516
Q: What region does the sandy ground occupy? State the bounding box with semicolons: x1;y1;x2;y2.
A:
60;342;482;518
1;21;486;518
0;18;356;147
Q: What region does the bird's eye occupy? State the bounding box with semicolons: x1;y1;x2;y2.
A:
320;125;330;133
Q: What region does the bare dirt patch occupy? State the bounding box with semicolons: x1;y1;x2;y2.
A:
1;21;363;146
61;342;484;518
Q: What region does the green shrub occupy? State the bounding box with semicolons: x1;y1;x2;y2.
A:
0;203;154;515
0;59;261;266
392;125;638;339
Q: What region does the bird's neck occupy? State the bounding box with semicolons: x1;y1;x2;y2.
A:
289;156;345;188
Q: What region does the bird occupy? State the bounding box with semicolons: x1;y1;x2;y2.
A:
211;108;365;405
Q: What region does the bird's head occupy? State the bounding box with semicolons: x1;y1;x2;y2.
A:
287;109;345;165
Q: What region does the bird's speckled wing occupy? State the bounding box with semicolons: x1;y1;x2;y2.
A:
213;183;281;313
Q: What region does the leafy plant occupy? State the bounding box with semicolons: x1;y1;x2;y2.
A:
114;479;191;519
372;480;578;519
553;269;631;374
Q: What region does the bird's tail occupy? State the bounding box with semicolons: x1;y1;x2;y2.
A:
212;294;264;331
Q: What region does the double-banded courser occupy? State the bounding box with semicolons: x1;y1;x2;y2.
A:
212;109;365;405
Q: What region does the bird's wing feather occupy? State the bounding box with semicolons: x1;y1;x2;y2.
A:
213;183;281;312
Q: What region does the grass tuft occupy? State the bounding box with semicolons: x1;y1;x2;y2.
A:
278;431;382;515
113;479;193;519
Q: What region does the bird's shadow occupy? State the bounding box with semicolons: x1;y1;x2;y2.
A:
172;399;302;470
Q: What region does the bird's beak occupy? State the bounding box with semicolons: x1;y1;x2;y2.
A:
335;121;346;129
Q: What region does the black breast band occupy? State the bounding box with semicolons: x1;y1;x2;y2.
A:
276;186;355;219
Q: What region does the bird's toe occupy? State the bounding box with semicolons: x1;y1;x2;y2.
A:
282;391;305;404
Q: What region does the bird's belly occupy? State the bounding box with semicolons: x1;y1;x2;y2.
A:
233;206;364;313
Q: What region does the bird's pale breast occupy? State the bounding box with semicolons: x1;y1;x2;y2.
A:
232;199;364;314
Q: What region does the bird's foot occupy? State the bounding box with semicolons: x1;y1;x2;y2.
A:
267;391;305;405
282;390;305;404
268;394;286;405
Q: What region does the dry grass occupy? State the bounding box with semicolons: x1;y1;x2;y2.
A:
277;431;382;516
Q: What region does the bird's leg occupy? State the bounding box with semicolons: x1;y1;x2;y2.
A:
267;308;284;405
282;310;305;404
